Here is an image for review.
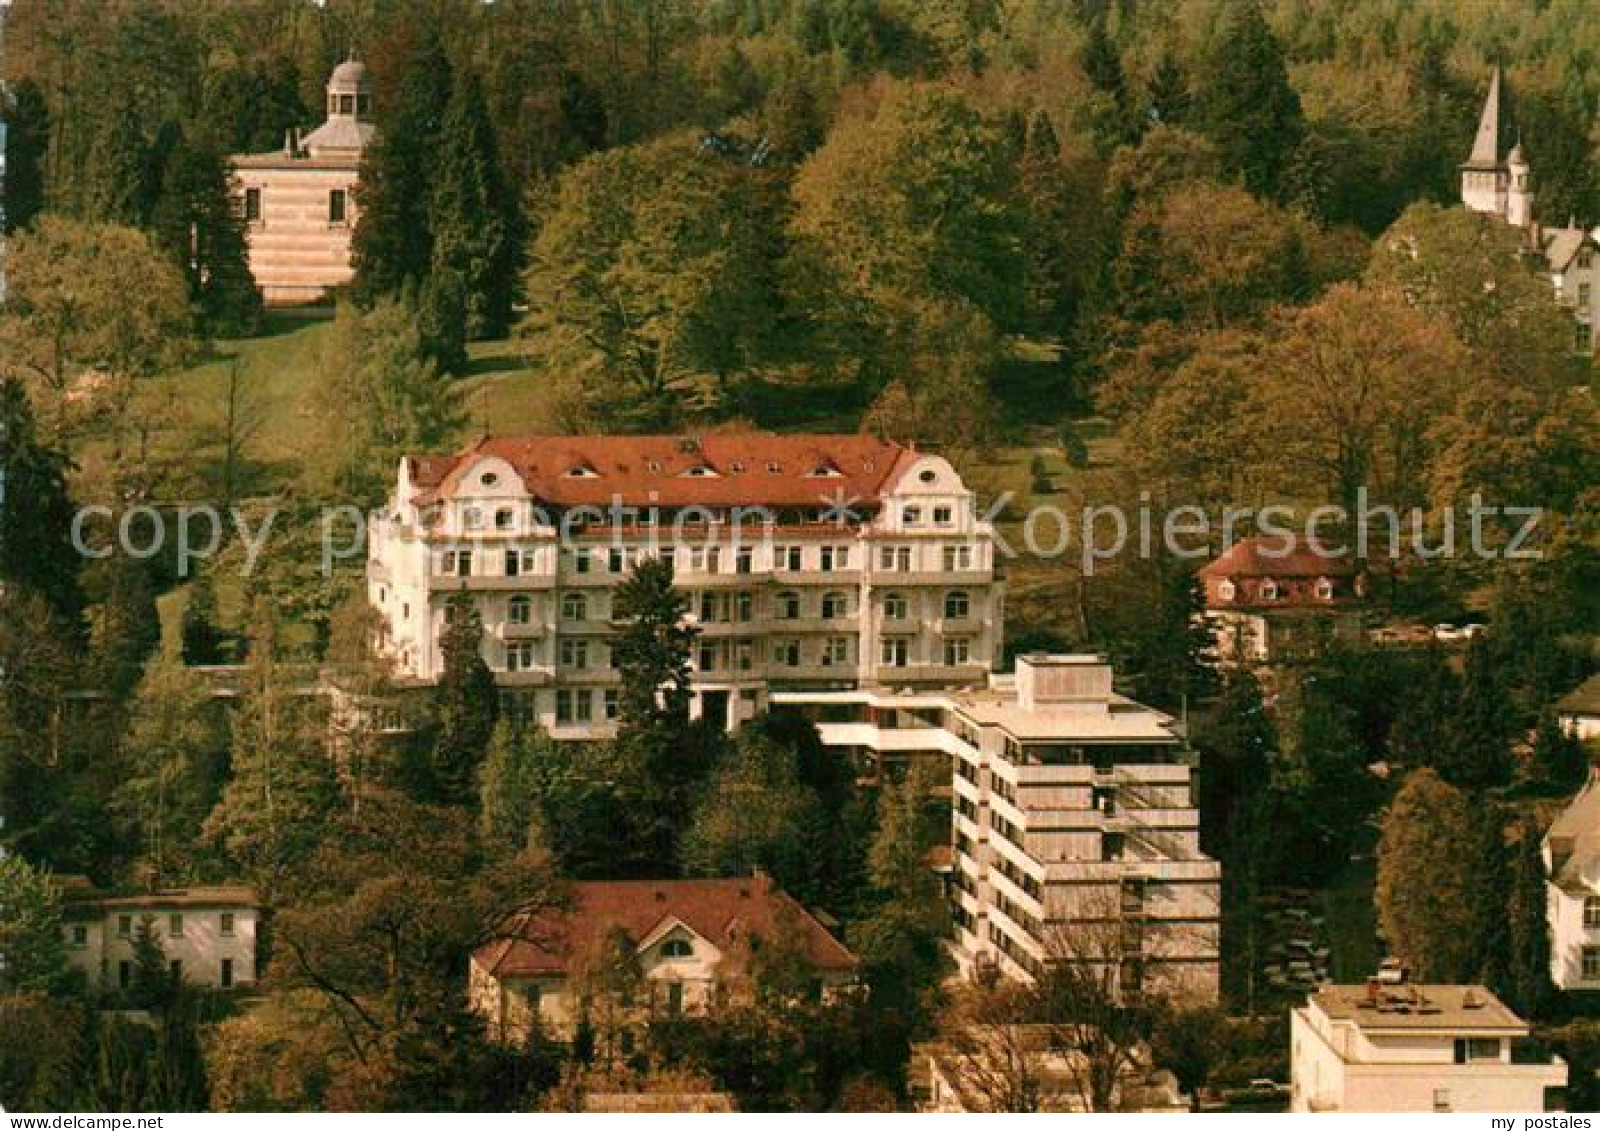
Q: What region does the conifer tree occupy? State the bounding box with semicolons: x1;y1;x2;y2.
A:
0;378;84;628
428;70;517;342
1146;50;1191;126
1080;17;1137;151
1442;634;1515;789
1500;816;1558;1020
350;27;453;303
1530;709;1590;794
477;717;550;855
0;851;70;994
2;79;48;233
180;571;227;667
88;556;162;701
611;557;696;732
1019;109;1074;337
428;590;499;805
1387;645;1459;769
1199;0;1303;200
150;127;261;335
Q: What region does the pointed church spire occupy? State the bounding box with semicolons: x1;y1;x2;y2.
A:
1466;65;1503;168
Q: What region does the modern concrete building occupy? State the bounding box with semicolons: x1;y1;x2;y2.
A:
776;655;1222;1002
231;59;372;304
57;881;260;993
1290;982;1565;1113
469;876;857;1043
1543;775;1600;991
368;434;1002;736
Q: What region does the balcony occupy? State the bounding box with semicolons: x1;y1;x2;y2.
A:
873;663;987;686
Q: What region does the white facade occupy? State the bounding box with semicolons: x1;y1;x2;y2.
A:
1291;984;1565;1113
1543;777;1600;990
777;655;1221;1001
61;886;260;993
367;435;1002;737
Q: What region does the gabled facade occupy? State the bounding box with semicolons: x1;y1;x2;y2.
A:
469;876;858;1042
368;433;1003;736
1199;536;1364;664
1543;775;1600;990
231;60;373;304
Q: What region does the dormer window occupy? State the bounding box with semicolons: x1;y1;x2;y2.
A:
563;464;599;479
660;938;693;959
1259;578;1280;601
766;461;781;473
682;465;719;478
647;460;663;473
729;461;745;473
1217;579;1236;602
480;472;499;487
808;463;843;478
918;468;937;484
1314;577;1335;601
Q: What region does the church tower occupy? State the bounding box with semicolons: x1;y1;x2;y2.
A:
1506;139;1534;228
1461;65;1512;221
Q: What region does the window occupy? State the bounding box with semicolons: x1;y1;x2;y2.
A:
1259;578;1279;601
822;637;850;668
1578;322;1594;353
71;925;88;948
556;690;575;724
118;915;132;939
775;639;801;667
666;981;685;1015
777;545;802;571
221;958;234;989
1216;579;1237;602
244;186;262;223
608;547;626;573
170;959;183;981
661;938;693;959
733;591;754;621
945;638;972;666
119;961;132;989
697;642;719;671
1313;577;1334;601
883;592;908;620
506;641;537;671
560;639;590;670
329;188;347;224
561;593;588;621
943;544;974;572
495;508;514;530
735;547;753;574
508;595;533;624
821;591;849;619
603;689;619;721
169;913;184;938
881;638;910;667
820;545;847;571
1586;896;1600;928
442;550;473;577
698;592;721;622
570;548;592;575
1581;249;1596;270
880;546;911;571
776;591;801;620
902;504;922;525
944;591;971;620
734;641;754;671
1582;282;1593;307
220;913;235;938
1454;1038;1501;1063
574;691;594;722
1433;1089;1451;1113
1584;946;1600;981
934;506;953;525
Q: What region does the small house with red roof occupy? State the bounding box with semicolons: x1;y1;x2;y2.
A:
469;876;858;1042
1199;536;1365;663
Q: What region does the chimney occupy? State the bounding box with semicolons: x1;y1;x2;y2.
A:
283;128;294;156
1463;988;1484;1010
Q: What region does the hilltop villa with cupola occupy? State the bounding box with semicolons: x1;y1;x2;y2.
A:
1460;65;1600;354
231;58;373;304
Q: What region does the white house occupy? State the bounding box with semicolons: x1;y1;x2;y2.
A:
1555;675;1600;742
1290;982;1565;1113
58;882;260;993
469;876;858;1043
368;433;1002;737
776;654;1222;1002
1543;776;1600;990
924;1025;1190;1112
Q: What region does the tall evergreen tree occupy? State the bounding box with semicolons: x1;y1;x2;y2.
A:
1442;634;1515;789
477;717;549;855
150;127;261;335
1146;50;1191;126
1500;816;1558;1020
1019;109;1074;337
180;571;227;667
87;556;162;701
428;69;518;346
1199;1;1303;201
2;79;48;233
350;26;453;303
1387;645;1459;768
1080;17;1136;151
611;557;697;732
0;378;84;628
1529;709;1590;794
428;590;499;804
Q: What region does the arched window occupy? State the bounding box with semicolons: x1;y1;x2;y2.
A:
883;592;908;620
944;590;971;620
660;938;693;959
508;595;533;625
561;593;588;621
821;591;849;619
776;591;802;620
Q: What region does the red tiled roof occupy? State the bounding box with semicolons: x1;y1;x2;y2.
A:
406;434;915;509
1199;535;1360;579
474;876;857;980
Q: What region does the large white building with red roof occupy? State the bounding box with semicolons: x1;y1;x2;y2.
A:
368;433;1003;734
468;876;858;1041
